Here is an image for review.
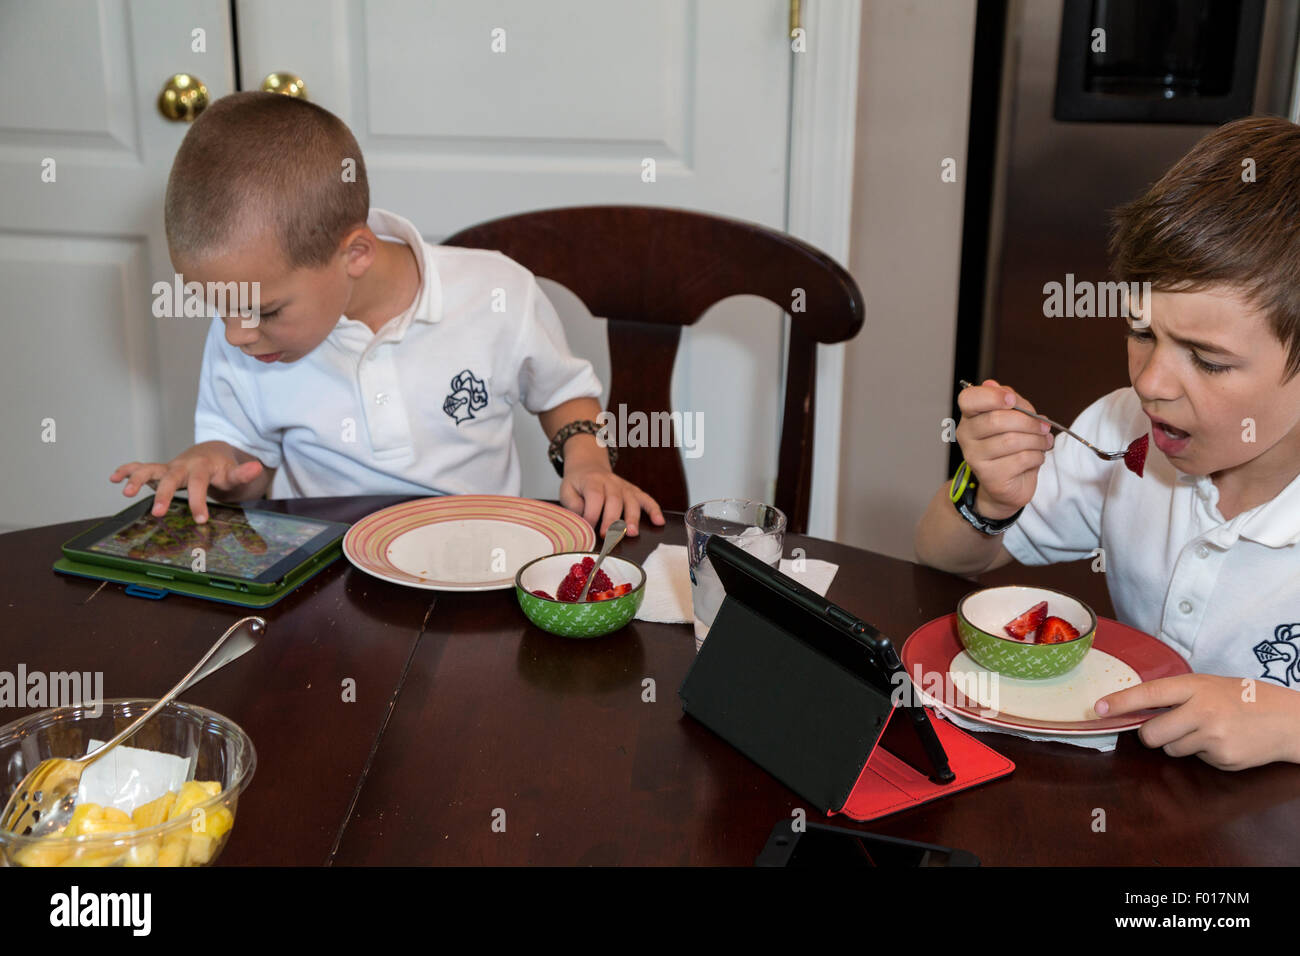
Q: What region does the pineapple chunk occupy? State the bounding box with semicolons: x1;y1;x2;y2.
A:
13;843;72;867
101;806;132;825
64;802;105;836
206;806;234;840
158;834;190;867
131;792;177;828
59;846;128;867
77;816;136;836
188;833;215;865
125;839;160;867
168;780;216;821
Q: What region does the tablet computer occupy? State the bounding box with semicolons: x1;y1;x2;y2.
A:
714;535;955;782
61;496;350;596
683;534;955;788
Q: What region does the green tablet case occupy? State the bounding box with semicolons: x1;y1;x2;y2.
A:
53;543;342;609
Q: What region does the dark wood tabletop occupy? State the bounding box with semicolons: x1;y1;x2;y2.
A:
4;495;1298;866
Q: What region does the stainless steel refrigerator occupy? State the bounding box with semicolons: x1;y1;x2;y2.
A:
953;0;1300;474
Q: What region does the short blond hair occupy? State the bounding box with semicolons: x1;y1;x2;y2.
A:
165;91;369;268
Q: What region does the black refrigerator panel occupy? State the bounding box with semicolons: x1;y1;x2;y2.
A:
1055;0;1266;121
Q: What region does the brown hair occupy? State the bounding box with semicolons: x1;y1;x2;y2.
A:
1109;114;1300;381
165;91;369;269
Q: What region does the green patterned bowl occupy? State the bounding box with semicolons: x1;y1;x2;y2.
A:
956;585;1096;680
515;552;646;639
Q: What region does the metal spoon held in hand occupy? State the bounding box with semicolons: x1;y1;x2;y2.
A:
957;379;1129;461
578;519;627;602
0;616;266;838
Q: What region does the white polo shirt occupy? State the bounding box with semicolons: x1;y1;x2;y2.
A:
194;208;603;499
1003;386;1300;689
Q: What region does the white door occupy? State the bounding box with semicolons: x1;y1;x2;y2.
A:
0;0;235;531
0;0;799;531
235;0;793;508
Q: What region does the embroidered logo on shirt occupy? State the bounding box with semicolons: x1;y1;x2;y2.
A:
443;369;489;425
1252;624;1300;686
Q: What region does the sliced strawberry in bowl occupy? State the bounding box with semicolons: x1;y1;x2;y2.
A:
1037;616;1081;644
1004;601;1048;642
516;551;647;638
957;585;1097;679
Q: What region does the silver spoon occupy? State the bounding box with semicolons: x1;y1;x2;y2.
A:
958;380;1129;461
578;519;627;602
0;616;265;839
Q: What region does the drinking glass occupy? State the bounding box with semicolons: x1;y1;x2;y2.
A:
684;498;785;651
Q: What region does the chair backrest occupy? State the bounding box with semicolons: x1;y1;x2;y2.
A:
444;205;865;534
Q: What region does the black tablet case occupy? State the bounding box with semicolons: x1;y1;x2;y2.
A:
679;535;1014;820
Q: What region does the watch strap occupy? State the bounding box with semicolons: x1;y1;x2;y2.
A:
949;460;1022;535
548;419;618;477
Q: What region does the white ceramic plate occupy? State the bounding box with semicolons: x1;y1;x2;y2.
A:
343;495;597;591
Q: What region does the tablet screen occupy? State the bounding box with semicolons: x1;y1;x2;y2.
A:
83;498;329;581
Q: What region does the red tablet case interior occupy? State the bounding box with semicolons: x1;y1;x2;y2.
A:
832;708;1015;822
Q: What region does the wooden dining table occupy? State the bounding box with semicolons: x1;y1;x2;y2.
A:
4;494;1298;866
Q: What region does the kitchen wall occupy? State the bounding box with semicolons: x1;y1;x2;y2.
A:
837;0;979;560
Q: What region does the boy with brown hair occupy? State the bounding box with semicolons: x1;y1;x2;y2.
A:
915;115;1300;770
111;92;663;538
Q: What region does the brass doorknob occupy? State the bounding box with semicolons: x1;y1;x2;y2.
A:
157;73;209;122
261;72;308;99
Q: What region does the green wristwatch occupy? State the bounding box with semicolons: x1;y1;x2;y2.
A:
949;460;1022;536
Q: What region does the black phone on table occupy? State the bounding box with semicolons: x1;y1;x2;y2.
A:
756;819;979;867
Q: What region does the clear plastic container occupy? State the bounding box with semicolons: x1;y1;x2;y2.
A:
0;698;255;866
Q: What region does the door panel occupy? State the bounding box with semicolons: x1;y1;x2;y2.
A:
236;0;791;506
0;0;236;530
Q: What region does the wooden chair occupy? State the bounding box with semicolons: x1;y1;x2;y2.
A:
444;206;865;534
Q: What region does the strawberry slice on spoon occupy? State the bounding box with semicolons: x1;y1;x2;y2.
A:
1123;434;1149;477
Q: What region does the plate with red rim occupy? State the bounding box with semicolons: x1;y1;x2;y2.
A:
343;495;596;591
900;613;1192;734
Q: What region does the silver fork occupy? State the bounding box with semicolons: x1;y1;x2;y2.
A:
957;380;1128;461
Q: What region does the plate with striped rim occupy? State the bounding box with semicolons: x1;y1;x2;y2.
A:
343;496;597;591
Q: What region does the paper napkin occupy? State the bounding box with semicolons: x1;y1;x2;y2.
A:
931;706;1119;752
635;543;838;624
77;740;194;815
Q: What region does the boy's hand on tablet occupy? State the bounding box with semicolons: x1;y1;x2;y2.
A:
559;463;665;538
1096;674;1300;771
110;441;266;524
955;379;1055;520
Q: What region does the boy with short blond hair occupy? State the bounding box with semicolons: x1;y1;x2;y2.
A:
915;115;1300;771
113;92;663;538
